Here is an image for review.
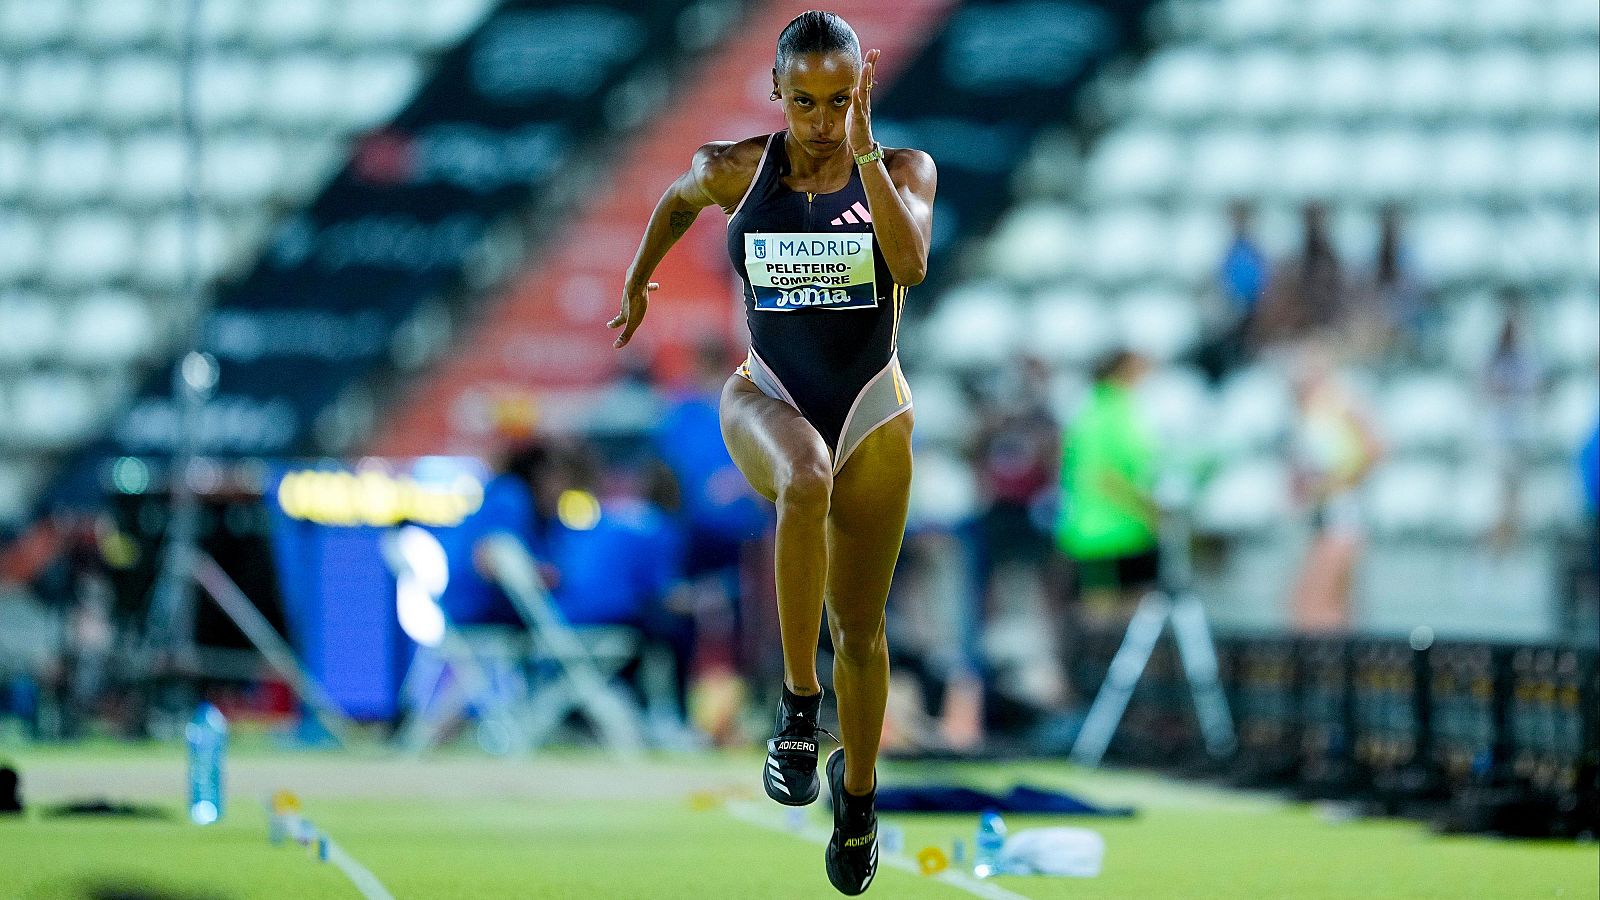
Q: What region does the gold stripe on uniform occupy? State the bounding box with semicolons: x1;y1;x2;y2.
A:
888;285;909;403
890;284;905;348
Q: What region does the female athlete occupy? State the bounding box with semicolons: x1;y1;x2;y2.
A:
608;10;936;894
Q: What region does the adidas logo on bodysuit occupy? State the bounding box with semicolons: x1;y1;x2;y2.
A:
830;201;872;226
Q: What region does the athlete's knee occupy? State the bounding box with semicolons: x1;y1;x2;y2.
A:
777;458;833;515
827;612;886;666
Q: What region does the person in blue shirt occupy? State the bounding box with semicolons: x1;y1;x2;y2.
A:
538;445;695;730
1580;419;1599;518
1199;200;1269;381
542;449;684;629
438;440;695;733
1562;418;1599;643
440;440;687;637
434;444;553;628
653;340;769;679
1221;199;1267;320
653;341;769;574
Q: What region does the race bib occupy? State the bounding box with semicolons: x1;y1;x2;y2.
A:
744;232;877;311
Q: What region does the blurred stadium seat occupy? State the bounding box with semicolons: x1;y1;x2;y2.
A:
60;291;159;369
984;203;1081;285
1378;374;1473;454
899;373;972;446
1364;459;1453;535
0;0;489;524
1194;456;1292;535
919;281;1024;369
1025;288;1116;367
0;292;57;367
1210;366;1293;453
1139;364;1212;444
904;0;1597;626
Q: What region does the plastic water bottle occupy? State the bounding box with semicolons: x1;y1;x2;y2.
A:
973;809;1008;878
186;702;227;825
880;823;904;856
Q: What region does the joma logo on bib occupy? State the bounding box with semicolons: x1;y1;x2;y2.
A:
745;232;877;312
776;287;851;307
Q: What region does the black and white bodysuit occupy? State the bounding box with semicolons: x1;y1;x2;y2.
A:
727;131;913;473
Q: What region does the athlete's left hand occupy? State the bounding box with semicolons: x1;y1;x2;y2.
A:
846;48;879;157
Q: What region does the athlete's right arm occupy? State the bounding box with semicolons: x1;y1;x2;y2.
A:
609;139;759;348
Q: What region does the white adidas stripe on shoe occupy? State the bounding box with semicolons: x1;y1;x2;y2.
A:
767;760;791;796
766;688;829;807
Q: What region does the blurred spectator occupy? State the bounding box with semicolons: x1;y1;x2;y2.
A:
443;440;698;743
1221;200;1269;322
879;444;984;754
435;443;550;628
957;356;1061;749
1199;200;1269;380
969;356;1061;608
1056;350;1161;626
60;539;116;740
0;584;59;741
1581;419;1600;518
651;340;767;676
542;446;696;740
1480;291;1546;550
1253;202;1348;350
1573;418;1600;637
1349;205;1432;362
535;445;678;629
1287;347;1382;631
0;513;115;740
1203;199;1267;377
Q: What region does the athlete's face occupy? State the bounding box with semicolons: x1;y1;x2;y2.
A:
773;51;861;159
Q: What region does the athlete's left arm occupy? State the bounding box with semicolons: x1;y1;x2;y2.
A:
847;49;937;287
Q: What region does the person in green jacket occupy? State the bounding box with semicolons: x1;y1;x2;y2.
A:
1057;350;1161;625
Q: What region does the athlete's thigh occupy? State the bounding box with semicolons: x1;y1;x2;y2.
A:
824;411;915;614
718;375;832;503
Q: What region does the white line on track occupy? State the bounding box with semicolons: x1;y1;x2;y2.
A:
323;840;396;900
276;815;395;900
725;799;1031;900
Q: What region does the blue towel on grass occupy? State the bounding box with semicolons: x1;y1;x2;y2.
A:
874;784;1135;816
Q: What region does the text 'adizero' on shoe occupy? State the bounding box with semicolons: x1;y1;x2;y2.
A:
824;747;878;895
764;686;831;807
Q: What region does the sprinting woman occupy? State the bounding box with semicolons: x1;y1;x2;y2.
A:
609;10;935;894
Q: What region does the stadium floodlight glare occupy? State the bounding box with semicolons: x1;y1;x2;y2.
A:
393;524;449;648
112;456;151;494
395;524;449;597
396;576;446;649
556;489;601;531
180;350;219;394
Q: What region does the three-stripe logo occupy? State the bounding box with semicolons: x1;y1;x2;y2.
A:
829;201;872;226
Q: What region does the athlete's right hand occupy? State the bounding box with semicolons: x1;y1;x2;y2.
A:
608;280;658;348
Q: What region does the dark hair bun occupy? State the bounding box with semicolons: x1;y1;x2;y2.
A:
776;11;860;72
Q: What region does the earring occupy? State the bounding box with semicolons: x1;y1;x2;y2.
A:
769;90;780;101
